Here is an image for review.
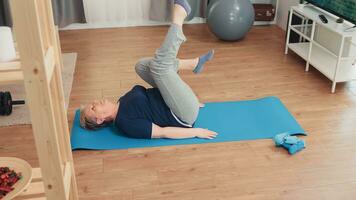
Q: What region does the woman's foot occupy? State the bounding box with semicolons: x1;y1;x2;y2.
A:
193;50;215;74
174;0;192;16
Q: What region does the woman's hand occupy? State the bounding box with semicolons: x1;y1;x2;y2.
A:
195;128;218;139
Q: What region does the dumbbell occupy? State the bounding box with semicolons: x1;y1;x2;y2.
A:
0;91;25;116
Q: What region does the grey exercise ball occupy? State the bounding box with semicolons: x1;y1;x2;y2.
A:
207;0;255;41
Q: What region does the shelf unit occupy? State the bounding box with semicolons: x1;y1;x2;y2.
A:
0;55;23;85
285;5;356;93
0;0;79;199
252;0;279;25
13;166;70;200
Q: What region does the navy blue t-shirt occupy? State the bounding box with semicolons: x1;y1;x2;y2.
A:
114;85;187;139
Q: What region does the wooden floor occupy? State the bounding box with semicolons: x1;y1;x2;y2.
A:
2;24;356;199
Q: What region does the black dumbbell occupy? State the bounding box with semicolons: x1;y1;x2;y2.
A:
0;91;25;116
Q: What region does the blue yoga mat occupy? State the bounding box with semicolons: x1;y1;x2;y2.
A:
70;96;306;150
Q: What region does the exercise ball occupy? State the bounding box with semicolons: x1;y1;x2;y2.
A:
207;0;255;41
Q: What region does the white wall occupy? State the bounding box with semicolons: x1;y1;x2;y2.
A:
277;0;299;30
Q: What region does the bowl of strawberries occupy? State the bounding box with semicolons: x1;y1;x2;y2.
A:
0;157;32;200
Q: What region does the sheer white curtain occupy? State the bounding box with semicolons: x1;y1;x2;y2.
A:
83;0;152;27
63;0;204;30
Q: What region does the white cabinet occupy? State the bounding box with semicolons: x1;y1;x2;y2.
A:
285;5;356;93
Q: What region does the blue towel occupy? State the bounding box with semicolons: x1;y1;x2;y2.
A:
70;96;306;150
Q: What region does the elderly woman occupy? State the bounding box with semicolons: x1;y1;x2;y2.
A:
80;0;216;140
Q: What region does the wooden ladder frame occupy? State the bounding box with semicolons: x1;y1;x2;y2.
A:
0;0;79;199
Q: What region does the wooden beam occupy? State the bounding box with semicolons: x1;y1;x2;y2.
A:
10;0;69;199
19;182;45;197
0;71;24;85
15;196;46;200
0;61;21;71
63;162;72;200
14;169;46;200
32;168;42;182
10;0;78;199
44;46;55;81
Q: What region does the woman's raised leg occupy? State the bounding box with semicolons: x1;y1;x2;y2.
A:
148;1;200;125
135;57;180;88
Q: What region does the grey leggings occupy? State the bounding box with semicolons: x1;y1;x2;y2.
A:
134;24;199;125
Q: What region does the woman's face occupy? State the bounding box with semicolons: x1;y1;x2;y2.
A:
84;99;113;124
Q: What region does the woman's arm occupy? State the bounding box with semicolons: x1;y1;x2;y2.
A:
151;123;218;139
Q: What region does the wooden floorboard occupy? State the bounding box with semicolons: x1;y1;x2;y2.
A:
1;24;356;199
